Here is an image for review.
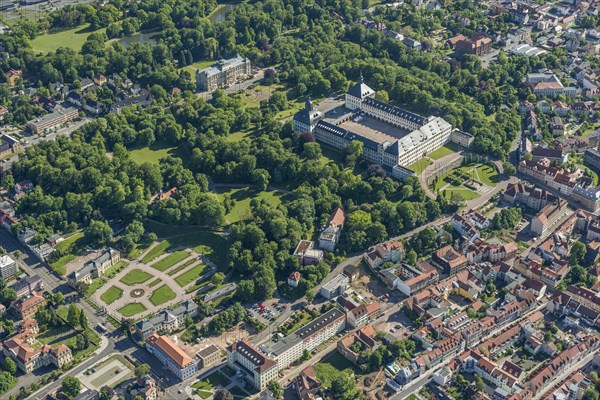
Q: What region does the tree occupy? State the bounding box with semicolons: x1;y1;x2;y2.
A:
213;389;234;400
570;241;587;265
79;311;88;330
305;288;315;303
211;272;225;285
405;249;417;266
267;381;283;399
61;377;81;399
84;220;114;247
330;374;361;400
67;304;80;327
2;357;16;375
134;364;151;378
583;388;600;400
475;374;484;392
303;142;322;160
52;292;65;307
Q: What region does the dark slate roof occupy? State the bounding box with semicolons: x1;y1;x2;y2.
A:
347;81;374;98
363;97;426;125
315;120;379;151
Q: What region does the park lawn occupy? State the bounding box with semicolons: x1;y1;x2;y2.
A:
174;263;207;287
167;259;196;276
427;144;458;160
55;231;84;252
141;241;171;263
49;254;76;276
442;187;480;201
100;286;123;305
129;142;185;164
148;278;162;287
119;269;153;285
144;221;228;272
314;351;359;388
193;371;230;390
226;129;252;143
86;261;129;297
150;250;190;271
215;187;286;223
408;158;433;175
32;25;106;53
196;390;212;399
117;302;147;317
473;164;499;186
149;284;177;306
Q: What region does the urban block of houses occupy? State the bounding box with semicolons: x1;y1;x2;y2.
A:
10;274;43;298
2;318;73;373
363;240;404;269
319;207;345;252
68;248;121;287
378;260;439;296
451;210;490;242
337;325;378;364
293;240;324;266
432;245;468;276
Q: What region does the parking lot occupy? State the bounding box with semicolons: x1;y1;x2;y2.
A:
247;301;287;324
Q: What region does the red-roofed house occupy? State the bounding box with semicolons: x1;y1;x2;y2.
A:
319;207;345;251
146;333;197;381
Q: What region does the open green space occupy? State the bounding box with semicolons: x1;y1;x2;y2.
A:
427;143;459;160
141;241;171;264
100;286;123;305
442;187;480;201
144;221;228;271
408;158;433;175
196;390;212;399
150;250;189;271
129;142;185;164
192;371;230;390
215;187;287;223
117;302;147;317
149;284;177;306
456;163;499;186
167;258;196;276
174;263;207;287
49;254;75;276
119;268;153;285
55;232;84;252
31;25;106;53
314;351;360;388
226;129;253;143
229;386;248;397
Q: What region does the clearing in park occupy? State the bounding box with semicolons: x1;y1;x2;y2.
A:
31;25;106;53
119;269;153;285
117;302;147;317
99;286;123;305
149;284;177;306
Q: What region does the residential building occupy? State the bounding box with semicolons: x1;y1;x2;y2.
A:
0;254;17;279
129;375;158;400
450;129;474;148
68;248;120;286
451;210;489;242
288;271;302;288
503;182;560;211
532;82;577;97
530;147;567;163
530;201;567;236
196;55;252;91
319;207;345;252
584;148;600;174
550;116;565;136
0;134;21;159
2;318;73;373
320;273;349;299
227;340;278;391
343;264;360;282
379;261;439;296
26;107;78;134
10;275;43;297
135;300;198;339
145;333;197;381
293;240;324;266
295;366;320;400
337;325;378;364
5;68;22;86
455;34;493;56
363;240;404;269
346;302;381;328
10;292;46;320
196;344;221;369
432;246;468;275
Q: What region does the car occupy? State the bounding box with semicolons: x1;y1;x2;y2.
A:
395;324;402;329
390;328;395;333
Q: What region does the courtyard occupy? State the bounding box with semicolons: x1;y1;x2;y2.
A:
77;355;134;391
430;162;499;202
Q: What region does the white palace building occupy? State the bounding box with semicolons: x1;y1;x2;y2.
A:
294;76;473;180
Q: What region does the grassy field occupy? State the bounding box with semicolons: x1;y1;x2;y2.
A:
408;158;433;175
49;254;75;276
192;371;230;390
119;269;153;285
150;250;189;271
314;351;359;388
141;241;171;263
117;302;147;317
129;142;185;164
428;144;459;160
31;25;106;53
148;278;162;287
174;263;207;287
442;187;480;201
457;164;499;186
167;259;196;276
182;60;216;75
100;286;123;305
215;187;286;223
55;232;84;252
144;221;228;272
149;284;177;306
